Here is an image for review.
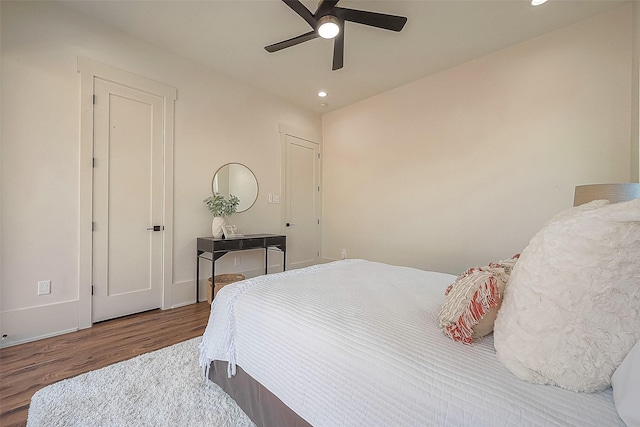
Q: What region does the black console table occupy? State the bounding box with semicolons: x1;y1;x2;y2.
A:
196;234;287;302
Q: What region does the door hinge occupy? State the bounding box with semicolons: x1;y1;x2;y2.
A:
92;222;96;231
317;186;320;192
93;94;96;104
92;158;96;168
317;219;320;225
318;153;321;159
91;285;94;295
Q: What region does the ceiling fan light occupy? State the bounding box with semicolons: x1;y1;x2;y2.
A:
318;15;340;39
531;0;548;5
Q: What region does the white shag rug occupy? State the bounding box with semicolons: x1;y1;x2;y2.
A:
27;338;255;427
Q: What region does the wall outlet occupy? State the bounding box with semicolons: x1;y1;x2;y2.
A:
268;194;273;203
341;249;347;260
234;256;241;266
38;280;51;295
272;195;280;204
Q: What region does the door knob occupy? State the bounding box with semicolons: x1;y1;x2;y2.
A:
146;225;164;231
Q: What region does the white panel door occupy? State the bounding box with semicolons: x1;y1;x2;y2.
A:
285;135;320;270
92;78;164;322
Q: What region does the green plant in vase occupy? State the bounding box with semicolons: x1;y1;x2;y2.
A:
203;193;240;238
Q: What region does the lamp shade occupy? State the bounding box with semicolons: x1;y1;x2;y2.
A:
574;183;640;206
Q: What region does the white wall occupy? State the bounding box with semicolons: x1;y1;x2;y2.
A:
0;1;321;346
322;6;634;274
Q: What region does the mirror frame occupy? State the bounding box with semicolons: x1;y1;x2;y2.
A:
211;163;259;213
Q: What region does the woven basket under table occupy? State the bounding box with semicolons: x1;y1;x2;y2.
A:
207;273;245;304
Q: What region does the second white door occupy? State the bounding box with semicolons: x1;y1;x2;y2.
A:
285;135;321;270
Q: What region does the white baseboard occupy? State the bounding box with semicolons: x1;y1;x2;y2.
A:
170;300;197;309
0;300;79;348
171;279;199;307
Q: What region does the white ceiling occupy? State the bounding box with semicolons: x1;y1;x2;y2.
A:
59;0;626;113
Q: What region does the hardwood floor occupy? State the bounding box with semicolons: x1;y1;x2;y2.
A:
0;302;211;427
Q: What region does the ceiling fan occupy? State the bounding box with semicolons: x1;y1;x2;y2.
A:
265;0;408;71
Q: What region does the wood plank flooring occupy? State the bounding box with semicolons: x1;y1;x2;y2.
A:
0;302;212;427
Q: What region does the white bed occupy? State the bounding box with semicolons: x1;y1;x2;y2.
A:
200;259;624;426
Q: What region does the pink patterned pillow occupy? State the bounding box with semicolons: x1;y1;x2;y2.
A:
438;255;519;344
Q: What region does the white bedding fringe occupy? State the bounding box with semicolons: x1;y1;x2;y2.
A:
199;259;362;379
198;339;211;382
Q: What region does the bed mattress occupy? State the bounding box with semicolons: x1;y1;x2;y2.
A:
200;259;623;426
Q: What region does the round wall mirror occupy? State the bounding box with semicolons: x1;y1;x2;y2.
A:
212;163;258;213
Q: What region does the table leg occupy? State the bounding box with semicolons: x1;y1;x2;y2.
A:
196;250;200;303
211;255;216;302
265;248;268;275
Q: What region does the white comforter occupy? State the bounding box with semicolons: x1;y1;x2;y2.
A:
200;259;623;426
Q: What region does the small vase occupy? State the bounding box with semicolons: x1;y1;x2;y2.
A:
211;217;225;238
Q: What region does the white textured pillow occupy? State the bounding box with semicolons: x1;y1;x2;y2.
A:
612;340;640;426
494;198;640;392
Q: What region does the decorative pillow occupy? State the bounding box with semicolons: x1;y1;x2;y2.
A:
612;339;640;426
439;255;519;344
494;198;640;392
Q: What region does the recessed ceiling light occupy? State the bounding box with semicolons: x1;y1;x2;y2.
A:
531;0;548;5
318;91;327;98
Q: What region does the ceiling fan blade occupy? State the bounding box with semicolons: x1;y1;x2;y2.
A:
334;7;407;32
283;0;317;29
332;23;344;71
314;0;340;17
265;31;319;53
